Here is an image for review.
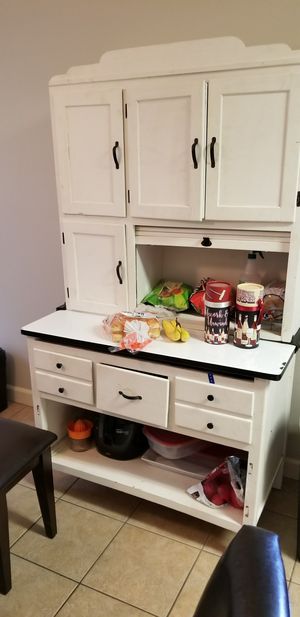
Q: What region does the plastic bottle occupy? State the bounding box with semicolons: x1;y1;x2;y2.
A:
239;251;264;284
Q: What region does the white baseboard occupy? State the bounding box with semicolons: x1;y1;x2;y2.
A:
283;456;300;480
7;385;33;407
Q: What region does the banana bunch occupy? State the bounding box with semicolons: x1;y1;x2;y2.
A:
162;318;190;342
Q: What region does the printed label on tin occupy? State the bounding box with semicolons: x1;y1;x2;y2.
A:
205;307;230;344
234;310;260;348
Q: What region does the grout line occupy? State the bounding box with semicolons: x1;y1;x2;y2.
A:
9;552;79;585
124;519;211;551
165;544;213;617
52;584;82;617
75;516;129;585
78;583;159;616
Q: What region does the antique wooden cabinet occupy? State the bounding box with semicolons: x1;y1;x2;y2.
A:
22;37;300;532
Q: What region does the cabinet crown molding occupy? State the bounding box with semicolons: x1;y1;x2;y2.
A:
49;36;300;86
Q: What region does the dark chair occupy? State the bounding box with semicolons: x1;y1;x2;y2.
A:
0;417;57;594
193;525;290;617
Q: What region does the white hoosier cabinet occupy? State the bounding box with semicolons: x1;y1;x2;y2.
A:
22;38;300;533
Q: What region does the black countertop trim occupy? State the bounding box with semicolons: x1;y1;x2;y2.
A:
21;329;296;381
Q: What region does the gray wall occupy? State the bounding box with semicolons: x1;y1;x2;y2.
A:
1;0;300;459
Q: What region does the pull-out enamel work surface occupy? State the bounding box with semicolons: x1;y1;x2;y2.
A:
22;310;295;381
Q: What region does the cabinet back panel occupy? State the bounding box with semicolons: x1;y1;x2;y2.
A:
136;245;288;296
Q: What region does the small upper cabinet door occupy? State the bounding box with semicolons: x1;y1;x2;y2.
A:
50;84;125;216
206;74;300;222
125;76;207;221
63;221;128;314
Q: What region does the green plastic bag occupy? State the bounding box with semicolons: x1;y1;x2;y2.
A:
142;280;192;312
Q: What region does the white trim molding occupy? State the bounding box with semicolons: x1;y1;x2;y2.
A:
7;385;33;407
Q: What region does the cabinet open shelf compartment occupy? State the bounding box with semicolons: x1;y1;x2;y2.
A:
43;397;248;532
52;436;245;532
135;242;289;341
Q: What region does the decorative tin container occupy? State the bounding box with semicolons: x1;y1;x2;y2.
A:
204;280;232;344
234;283;264;348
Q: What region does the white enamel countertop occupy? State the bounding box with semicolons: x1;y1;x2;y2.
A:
22;310;296;380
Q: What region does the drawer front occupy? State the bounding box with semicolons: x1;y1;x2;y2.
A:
175;402;252;444
35;371;94;405
33;348;92;381
175;376;254;417
96;364;169;427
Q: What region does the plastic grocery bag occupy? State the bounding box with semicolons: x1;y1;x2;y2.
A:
187;456;245;509
103;311;160;353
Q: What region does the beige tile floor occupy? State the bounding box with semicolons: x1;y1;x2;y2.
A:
0;402;299;616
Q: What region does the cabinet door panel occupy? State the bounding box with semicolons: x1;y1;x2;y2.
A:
63;221;128;314
206;74;300;222
51;84;125;216
126;76;207;221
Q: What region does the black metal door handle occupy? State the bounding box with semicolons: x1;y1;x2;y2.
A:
210;137;216;168
191;138;198;169
118;390;142;401
207;422;214;429
58;387;64;394
207;394;214;401
112;141;119;169
116;261;123;284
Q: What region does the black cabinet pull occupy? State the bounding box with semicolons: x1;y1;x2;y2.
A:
201;237;212;247
118;390;142;401
207;422;214;429
191;138;198;169
56;363;63;369
210;136;216;168
58;387;64;394
112;141;120;169
116;260;123;284
207;394;214;402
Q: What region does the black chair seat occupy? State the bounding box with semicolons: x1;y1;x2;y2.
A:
0;417;57;594
193;525;290;617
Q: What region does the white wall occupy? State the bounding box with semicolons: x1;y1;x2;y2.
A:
1;0;300;460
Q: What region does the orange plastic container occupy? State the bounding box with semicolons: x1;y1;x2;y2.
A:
67;419;93;451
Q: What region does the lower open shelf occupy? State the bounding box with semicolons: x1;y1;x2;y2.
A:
52;437;244;532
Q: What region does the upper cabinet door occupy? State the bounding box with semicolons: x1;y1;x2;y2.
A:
50;84;126;216
62;221;128;314
125;76;207;221
206;74;300;222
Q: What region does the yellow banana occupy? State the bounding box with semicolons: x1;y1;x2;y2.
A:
162;319;181;341
180;326;190;342
162;319;190;342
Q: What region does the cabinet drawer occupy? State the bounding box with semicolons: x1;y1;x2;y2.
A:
35;371;94;405
175;376;254;417
33;347;92;381
175;402;252;445
96;364;169;427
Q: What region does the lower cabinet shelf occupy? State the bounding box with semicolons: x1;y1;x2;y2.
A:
52;437;244;532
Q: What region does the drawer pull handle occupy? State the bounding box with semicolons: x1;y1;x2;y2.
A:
58;387;65;394
118;390;142;401
207;422;214;429
56;363;63;369
201;237;212;247
207;394;214;402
